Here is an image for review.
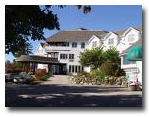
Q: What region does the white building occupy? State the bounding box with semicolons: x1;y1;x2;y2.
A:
36;27;142;84
120;39;142;85
102;26;142;85
36;29;108;74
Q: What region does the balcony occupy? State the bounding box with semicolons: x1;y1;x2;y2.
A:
45;46;71;52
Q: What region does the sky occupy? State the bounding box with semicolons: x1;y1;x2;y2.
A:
5;5;142;62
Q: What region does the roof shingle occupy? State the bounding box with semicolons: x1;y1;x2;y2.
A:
46;30;109;42
16;55;59;64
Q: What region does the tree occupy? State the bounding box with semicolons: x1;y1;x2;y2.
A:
5;60;13;72
5;5;91;55
104;47;120;63
13;59;22;69
5;60;11;67
79;47;105;69
5;60;23;73
79;47;121;69
13;42;33;58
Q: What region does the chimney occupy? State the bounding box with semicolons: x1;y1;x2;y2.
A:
77;27;87;31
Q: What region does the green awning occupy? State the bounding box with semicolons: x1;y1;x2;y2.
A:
126;45;142;61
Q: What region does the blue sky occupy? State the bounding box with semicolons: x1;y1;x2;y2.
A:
5;5;142;62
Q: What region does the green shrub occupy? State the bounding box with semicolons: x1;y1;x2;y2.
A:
100;63;119;76
90;69;106;84
43;73;50;81
115;65;125;76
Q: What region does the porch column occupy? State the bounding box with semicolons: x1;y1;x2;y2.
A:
33;62;36;74
48;64;52;74
48;64;50;73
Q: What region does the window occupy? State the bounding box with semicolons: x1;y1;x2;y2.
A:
108;38;114;45
75;66;78;72
69;54;74;59
81;42;85;48
60;54;68;59
66;42;69;46
82;66;84;71
123;54;136;65
69;65;71;72
69;65;83;73
63;66;66;72
78;66;81;72
72;42;77;48
92;41;97;48
63;42;69;46
72;65;74;73
51;53;58;58
128;34;135;42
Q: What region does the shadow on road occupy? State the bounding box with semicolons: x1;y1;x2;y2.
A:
5;84;142;107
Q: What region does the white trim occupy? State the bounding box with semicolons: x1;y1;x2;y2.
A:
102;31;117;41
88;35;100;43
121;27;139;37
37;44;42;51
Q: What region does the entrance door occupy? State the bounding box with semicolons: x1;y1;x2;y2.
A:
52;65;59;75
59;64;67;75
52;64;67;75
62;65;67;75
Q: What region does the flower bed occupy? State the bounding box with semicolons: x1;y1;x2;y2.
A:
71;70;127;86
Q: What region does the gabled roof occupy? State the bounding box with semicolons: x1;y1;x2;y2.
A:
46;30;109;42
102;31;119;41
40;42;45;47
114;26;142;36
114;30;127;36
134;26;142;32
16;55;59;64
121;39;142;54
46;26;142;43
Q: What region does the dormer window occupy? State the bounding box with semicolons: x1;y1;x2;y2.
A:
92;41;97;48
108;38;114;45
128;34;135;43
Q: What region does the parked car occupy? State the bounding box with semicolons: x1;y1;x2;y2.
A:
5;73;18;82
5;72;33;84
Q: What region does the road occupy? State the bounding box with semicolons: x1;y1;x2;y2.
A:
5;83;142;107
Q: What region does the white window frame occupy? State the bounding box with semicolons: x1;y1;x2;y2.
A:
69;54;74;59
92;41;97;48
81;42;85;48
60;54;68;59
72;42;77;48
108;38;114;45
128;34;135;43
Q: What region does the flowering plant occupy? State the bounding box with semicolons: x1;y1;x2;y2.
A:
129;80;139;86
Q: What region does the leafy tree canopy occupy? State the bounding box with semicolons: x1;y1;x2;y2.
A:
13;42;33;58
79;47;105;69
104;47;120;63
79;47;120;69
5;5;91;56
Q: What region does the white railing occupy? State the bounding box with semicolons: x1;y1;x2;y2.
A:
45;46;86;52
45;46;71;51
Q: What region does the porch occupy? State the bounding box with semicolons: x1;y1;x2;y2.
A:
16;55;60;74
